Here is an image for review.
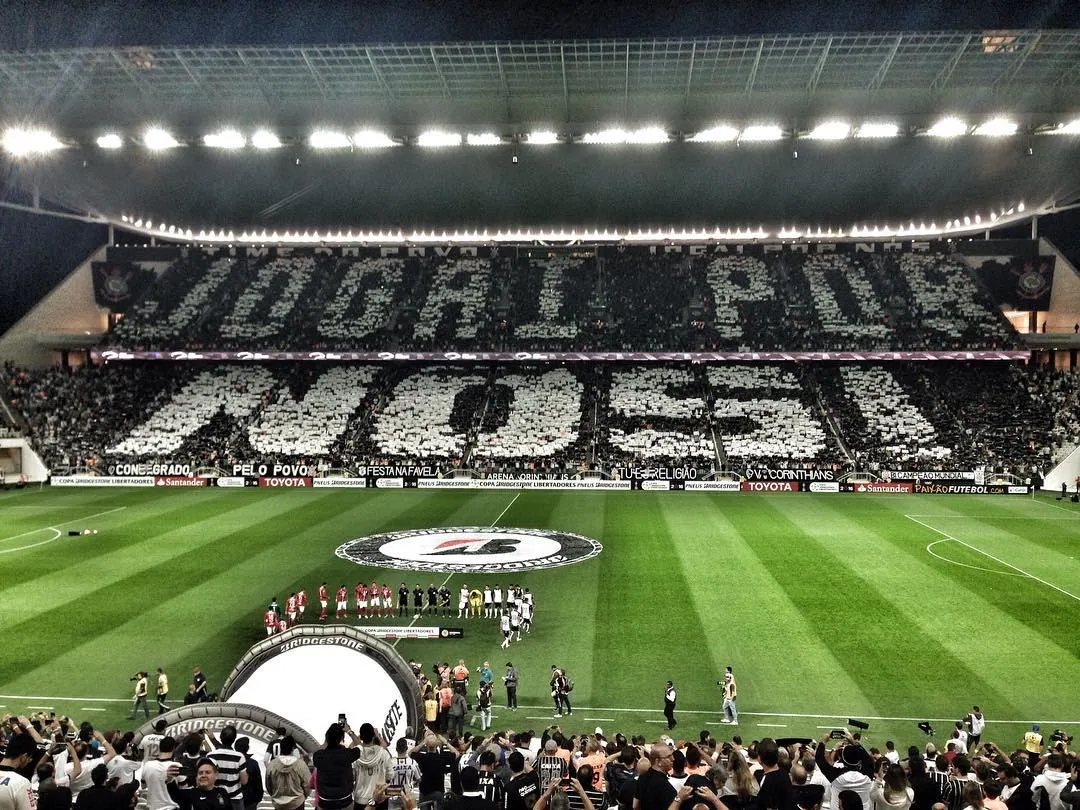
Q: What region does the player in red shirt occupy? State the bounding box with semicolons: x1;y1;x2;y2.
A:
264;605;278;636
355;581;368;619
277;618;288;634
318;582;328;621
297;588;307;620
381;584;392;618
336;584;348;619
286;593;298;626
369;580;380;618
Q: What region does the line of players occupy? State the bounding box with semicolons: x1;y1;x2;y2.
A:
261;581;536;635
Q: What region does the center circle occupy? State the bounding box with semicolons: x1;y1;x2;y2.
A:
335;526;602;572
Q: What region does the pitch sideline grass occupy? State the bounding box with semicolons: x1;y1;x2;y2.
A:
1;486;1078;748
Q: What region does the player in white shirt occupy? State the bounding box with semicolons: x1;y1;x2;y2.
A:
493;586;503;612
458;585;469;618
520;600;533;633
500;611;512;648
510;606;522;642
483;587;494;618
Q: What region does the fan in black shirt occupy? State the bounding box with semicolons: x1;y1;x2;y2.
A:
190;759;232;810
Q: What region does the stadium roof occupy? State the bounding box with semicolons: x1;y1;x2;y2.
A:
2;30;1080;129
3;30;1080;241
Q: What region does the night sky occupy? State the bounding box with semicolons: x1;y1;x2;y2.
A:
0;0;1078;49
1;0;1079;336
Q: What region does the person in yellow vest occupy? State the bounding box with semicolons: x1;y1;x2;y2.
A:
1023;724;1043;756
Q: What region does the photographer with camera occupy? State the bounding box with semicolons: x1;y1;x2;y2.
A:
718;668;737;725
130;672;150;721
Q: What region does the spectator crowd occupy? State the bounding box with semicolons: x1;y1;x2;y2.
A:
2;701;1077;810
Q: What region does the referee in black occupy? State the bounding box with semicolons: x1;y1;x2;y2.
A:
664;681;677;729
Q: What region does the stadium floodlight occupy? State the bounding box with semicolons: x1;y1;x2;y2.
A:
807;121;851;140
466;132;502;146
2;128;64;155
973;117;1017;137
739;125;785;142
143;127;180;150
352;130;397;148
416;130;462;147
581;129;629;144
525;130;559;144
624;127;670;144
203;129;246;149
854;122;900;139
926;117;968;138
687;125;739;143
1053;119;1080;134
251;129;282;149
96;133;123;150
309;130;351;149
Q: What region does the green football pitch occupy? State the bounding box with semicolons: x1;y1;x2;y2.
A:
2;486;1079;751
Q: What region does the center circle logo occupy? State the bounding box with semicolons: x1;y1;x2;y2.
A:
335;527;602;572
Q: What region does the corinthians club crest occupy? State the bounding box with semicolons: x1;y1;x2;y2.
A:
1013;260;1051;301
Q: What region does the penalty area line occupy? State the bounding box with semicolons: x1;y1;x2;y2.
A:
0;507;128;555
906;514;1080;604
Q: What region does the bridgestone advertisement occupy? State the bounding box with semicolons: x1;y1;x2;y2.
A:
132;703;320;758
220;625;422;746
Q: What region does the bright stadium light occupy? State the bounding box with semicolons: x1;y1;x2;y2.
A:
688;125;739;143
203;129;246;149
96;133;123;150
309;130;351;149
2;128;64;155
416;130;462;147
807;121;851;140
927;117;968;138
143;127;180;150
466;132;502;145
251;129;282;149
526;130;559;144
352;130;397;148
581;129;629;144
624;127;670;144
854;122;900;139
739;125;785;142
973;117;1018;137
1054;119;1080;134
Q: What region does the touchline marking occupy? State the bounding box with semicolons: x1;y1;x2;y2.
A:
0;695;130;703
907;515;1080;604
925;539;1024;577
0;507;128;555
0;694;1076;725
756;724;788;728
584;717;615;722
907;514;1079;520
393;492;521;648
81;708;107;712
